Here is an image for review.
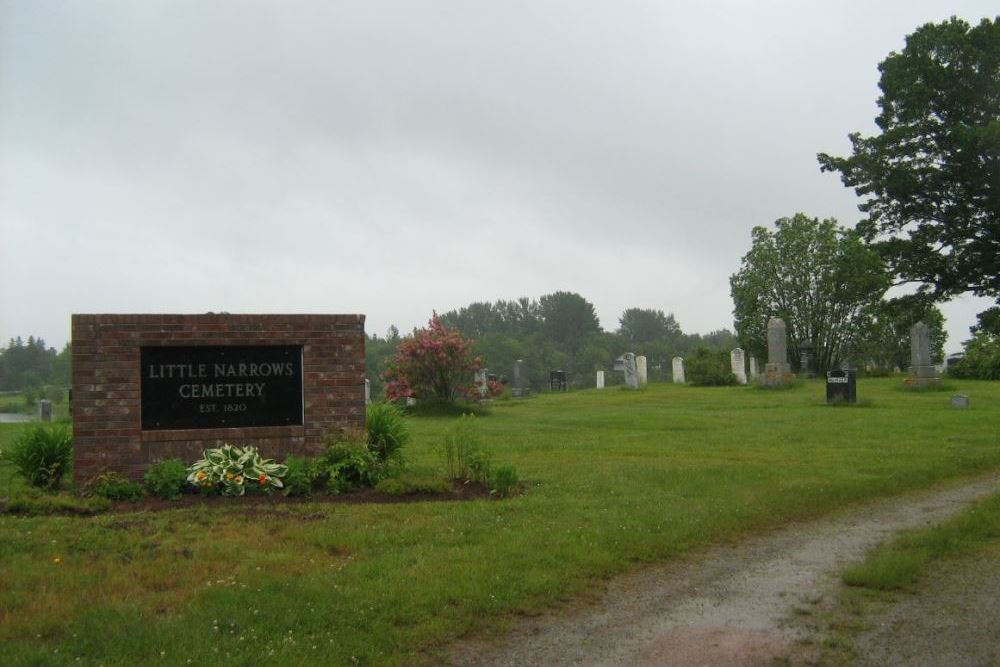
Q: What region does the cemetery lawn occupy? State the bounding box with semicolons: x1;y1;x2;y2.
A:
2;378;999;666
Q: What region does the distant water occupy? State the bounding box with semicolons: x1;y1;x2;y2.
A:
0;413;32;423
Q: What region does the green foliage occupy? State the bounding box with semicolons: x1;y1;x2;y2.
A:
1;423;73;489
143;459;188;500
618;308;682;347
0;336;65;391
950;331;1000;380
317;441;386;493
730;213;889;372
441;414;491;483
186;444;288;496
365;402;411;464
281;456;321;497
685;348;736;386
2;489;110;516
819;17;1000;325
851;297;947;371
85;472;144;502
489;465;520;498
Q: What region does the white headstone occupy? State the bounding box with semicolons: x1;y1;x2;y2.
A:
474;369;488;397
405;397;417;407
908;321;939;386
364;378;371;405
730;348;747;385
749;356;759;380
672;357;685;384
636;356;648;386
623;353;639;389
596;370;605;389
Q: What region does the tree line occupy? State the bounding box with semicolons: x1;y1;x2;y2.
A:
366;292;738;398
0;337;71;392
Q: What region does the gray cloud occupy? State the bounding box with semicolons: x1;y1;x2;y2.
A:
1;0;994;351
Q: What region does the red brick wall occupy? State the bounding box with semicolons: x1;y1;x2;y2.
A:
71;314;365;485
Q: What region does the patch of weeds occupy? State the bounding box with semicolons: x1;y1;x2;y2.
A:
318;440;386;493
376;474;451;496
2;489;110;516
441;414;491;483
489;465;520;498
144;459;188;500
84;472;145;502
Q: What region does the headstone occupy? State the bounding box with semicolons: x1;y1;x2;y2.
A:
405;397;417;407
951;394;970;409
39;399;52;422
364;378;371;405
907;321;939;387
730;348;747;385
474;369;488;397
672;356;685;384
612;356;625;372
761;317;792;387
622;353;639;389
826;369;856;404
636;356;648;386
749;356;759;380
512;360;526;398
799;342;816;379
549;370;567;392
596;370;605;389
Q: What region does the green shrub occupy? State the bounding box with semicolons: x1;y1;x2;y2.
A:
376;473;451;496
1;423;73;489
442;414;491;483
2;489;110;516
489;465;520;498
282;456;320;497
366;402;411;464
685;348;737;386
950;331;1000;380
144;459;188;500
84;472;144;502
318;441;385;494
186;444;288;496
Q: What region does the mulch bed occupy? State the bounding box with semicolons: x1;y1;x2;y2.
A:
108;480;492;514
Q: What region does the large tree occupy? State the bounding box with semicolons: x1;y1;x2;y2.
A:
618;308;682;346
818;17;1000;331
851;297;947;372
730;214;889;373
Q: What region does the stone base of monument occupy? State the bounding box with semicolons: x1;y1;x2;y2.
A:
906;365;940;387
759;363;792;387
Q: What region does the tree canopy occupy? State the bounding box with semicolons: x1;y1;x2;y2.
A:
818;16;1000;332
730;213;889;373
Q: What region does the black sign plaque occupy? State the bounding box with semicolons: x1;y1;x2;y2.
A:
140;345;303;430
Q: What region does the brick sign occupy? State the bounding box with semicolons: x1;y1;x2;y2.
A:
72;314;365;484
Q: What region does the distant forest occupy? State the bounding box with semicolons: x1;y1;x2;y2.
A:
0;292;737;396
0;337;71;391
366;291;736;397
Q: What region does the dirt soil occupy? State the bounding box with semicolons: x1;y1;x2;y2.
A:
446;473;1000;667
107;481;491;514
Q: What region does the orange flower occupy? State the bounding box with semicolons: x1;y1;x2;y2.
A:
258;474;267;486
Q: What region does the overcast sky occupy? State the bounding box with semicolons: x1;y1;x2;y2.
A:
1;1;995;353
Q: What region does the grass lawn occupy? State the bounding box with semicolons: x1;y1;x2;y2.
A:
1;378;998;666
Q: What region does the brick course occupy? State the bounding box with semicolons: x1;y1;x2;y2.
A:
71;314;365;485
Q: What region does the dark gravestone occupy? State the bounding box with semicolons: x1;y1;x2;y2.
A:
826;369;856;404
549;370;567;392
140;345;304;430
799;342;816;379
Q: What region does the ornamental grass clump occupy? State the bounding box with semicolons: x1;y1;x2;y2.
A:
1;423;73;490
365;402;410;464
186;444;287;496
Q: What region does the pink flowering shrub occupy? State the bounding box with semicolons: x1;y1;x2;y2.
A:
383;314;497;402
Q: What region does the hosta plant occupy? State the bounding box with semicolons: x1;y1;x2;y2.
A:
186;444;288;496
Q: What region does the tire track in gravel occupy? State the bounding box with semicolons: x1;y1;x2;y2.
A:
446;473;1000;667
